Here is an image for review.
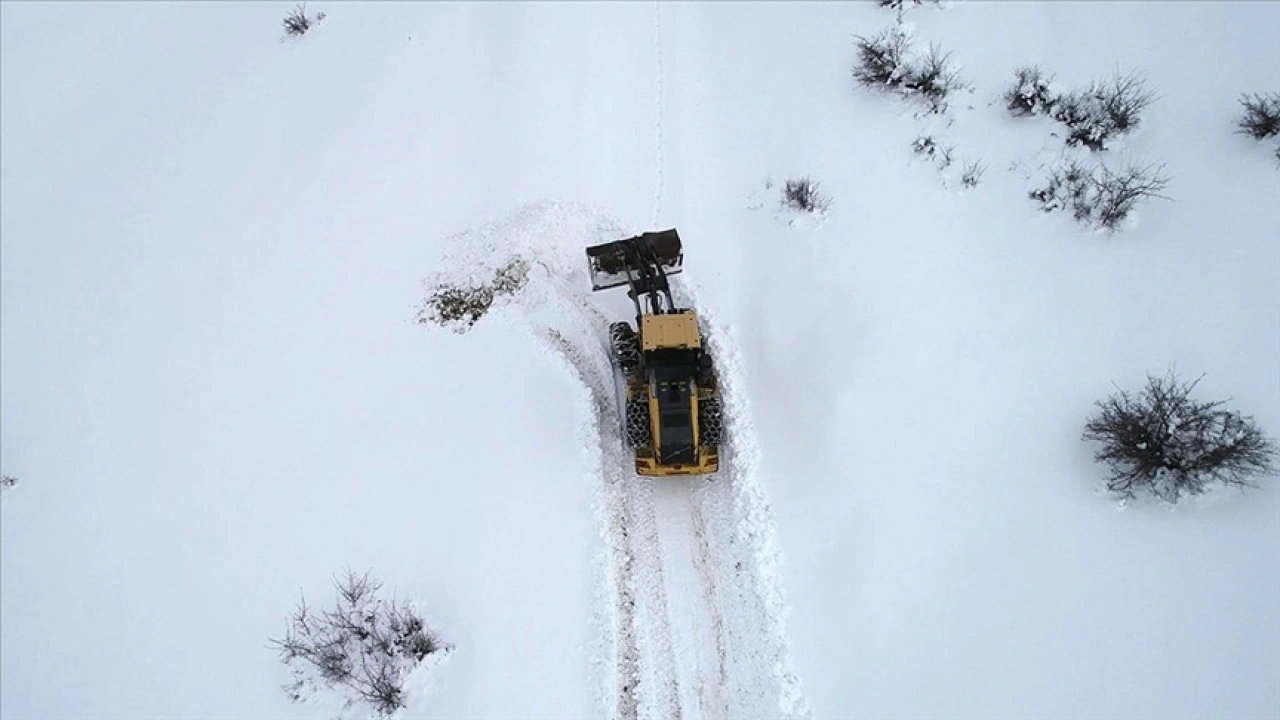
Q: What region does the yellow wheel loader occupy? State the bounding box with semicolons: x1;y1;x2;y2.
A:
586;229;722;476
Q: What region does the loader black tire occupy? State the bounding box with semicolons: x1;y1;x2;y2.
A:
625;395;652;449
696;352;716;388
698;396;724;446
610;322;641;373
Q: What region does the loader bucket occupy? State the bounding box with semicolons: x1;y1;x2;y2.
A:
585;229;684;292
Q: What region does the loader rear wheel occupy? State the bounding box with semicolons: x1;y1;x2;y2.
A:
696;352;716;387
610;322;641;373
698;396;724;446
625;395;652;448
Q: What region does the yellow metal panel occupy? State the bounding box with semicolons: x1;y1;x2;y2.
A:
640;312;702;351
635;448;719;476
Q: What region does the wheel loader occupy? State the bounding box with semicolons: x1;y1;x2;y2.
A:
585;229;722;476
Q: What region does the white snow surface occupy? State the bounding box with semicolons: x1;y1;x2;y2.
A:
3;3;1279;720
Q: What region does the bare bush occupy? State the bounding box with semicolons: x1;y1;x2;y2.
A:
1236;92;1280;140
911;134;940;159
1051;70;1155;151
852;27;913;89
283;3;325;38
911;134;954;171
1004;65;1058;117
903;44;966;113
418;258;529;333
854;29;965;114
271;570;448;716
1084;371;1277;503
1;475;16;491
879;0;942;8
1030;158;1169;232
781;177;832;214
960;159;986;188
1090;162;1171;230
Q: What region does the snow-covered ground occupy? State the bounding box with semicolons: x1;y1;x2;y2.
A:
3;3;1278;719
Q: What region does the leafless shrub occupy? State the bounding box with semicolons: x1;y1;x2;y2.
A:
1051;70;1155;151
1236;92;1280;140
283;3;325;38
271;570;448;716
1;475;17;491
418;258;530;333
854;29;965;114
1004;65;1058;117
1090;162;1171;230
1084;371;1277;503
1030;158;1169;232
852;27;913;89
960;159;986;188
904;44;967;113
912;134;954;170
912;134;939;157
878;0;942;11
781;177;832;214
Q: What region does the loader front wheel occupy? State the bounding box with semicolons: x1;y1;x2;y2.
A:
610;322;641;373
698;396;724;446
625;395;652;448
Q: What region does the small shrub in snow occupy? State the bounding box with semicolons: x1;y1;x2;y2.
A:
418;258;529;333
282;3;325;38
903;44;966;113
0;474;16;491
960;159;986;188
272;570;448;716
1030;158;1169;232
1004;65;1058;118
1083;371;1278;503
913;134;943;161
911;135;954;170
1236;92;1280;141
878;0;942;11
1051;70;1155;151
781;177;831;214
852;27;913;89
1088;162;1170;230
854;29;965;114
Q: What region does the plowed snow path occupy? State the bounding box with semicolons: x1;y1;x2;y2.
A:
427;203;808;720
563;286;808;720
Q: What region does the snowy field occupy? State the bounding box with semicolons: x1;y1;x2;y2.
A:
3;2;1278;719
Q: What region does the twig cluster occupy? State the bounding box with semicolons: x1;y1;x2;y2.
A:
781;176;832;214
283;3;325;38
271;570;447;716
853;27;967;114
1236;92;1280;162
1030;158;1170;232
1005;67;1155;151
878;0;942;9
1236;92;1280;140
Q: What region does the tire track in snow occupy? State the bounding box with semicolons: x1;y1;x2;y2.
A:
536;328;644;720
652;477;730;720
680;281;812;720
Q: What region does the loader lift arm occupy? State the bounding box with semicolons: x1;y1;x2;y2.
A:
585;229;684;320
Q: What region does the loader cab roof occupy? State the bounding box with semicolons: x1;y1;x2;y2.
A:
654;374;696;465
